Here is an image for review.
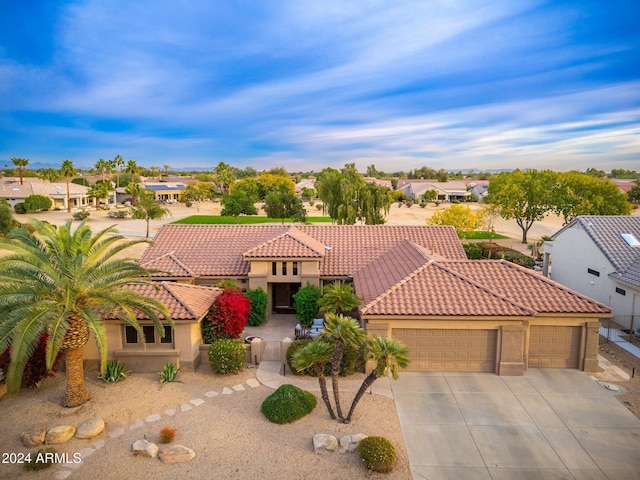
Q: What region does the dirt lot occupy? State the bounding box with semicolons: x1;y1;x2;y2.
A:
598;340;640;419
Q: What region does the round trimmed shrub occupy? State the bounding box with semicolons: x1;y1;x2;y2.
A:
208;338;245;375
14;202;26;214
357;436;397;473
261;384;317;424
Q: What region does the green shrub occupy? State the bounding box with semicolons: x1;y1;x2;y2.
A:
285;339;361;377
261;384;317;424
14;202;26;214
357;436;397;473
24;447;57;471
208;338;245;375
463;242;484;260
72;211;90;221
246;287;268;326
24;194;52;212
501;251;535;268
293;283;321;326
100;360;131;383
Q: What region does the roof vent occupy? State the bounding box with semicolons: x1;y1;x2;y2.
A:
621;233;640;247
325;246;332;251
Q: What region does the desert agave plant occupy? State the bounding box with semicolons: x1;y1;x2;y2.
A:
158;362;181;387
100;360;131;384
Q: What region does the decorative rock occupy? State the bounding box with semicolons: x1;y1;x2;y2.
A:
180;403;192;412
75;417;105;439
93;439;106;449
146;413;161;423
54;470;72;480
46;425;76;445
79;447;96;459
246;379;260;388
21;425;46;448
164;408;176;417
313;434;338;454
339;433;368;453
132;439;159;459
190;398;205;407
158;445;196;464
204;390;218;398
222;387;233;395
232;384;245;392
129;419;144;430
109;427;125;439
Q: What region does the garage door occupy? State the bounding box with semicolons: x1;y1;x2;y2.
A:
393;329;497;372
528;326;580;368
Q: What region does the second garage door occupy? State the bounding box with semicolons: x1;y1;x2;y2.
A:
393;328;497;372
528;325;581;368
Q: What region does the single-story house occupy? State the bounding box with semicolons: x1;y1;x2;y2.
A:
143;182;187;203
83;282;222;372
138;224;611;375
0;178;94;210
398;180;472;202
543;216;640;322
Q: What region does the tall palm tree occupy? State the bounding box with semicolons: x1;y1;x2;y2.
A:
318;281;361;316
94;158;109;182
11;157;29;185
60;159;77;212
114;154;125;187
322;313;366;421
292;340;336;420
130;190;170;238
163;164;170;177
125;159;140;183
0;220;171;407
343;336;410;423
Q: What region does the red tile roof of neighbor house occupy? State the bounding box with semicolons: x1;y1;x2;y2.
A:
104;282;221;321
356;242;612;317
140;224;467;277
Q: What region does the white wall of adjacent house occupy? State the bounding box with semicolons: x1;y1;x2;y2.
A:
550;225;639;316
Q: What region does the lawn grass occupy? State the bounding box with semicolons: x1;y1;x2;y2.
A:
460;231;508;240
173;215;333;225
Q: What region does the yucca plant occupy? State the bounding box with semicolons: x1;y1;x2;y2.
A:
158;362;181;387
100;360;131;384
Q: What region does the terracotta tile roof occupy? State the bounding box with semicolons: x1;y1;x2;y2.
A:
104;282;221;321
356;242;612;317
243;226;326;258
141;224;466;277
141;252;195;277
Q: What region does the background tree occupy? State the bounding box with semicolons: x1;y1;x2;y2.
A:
11;157;29;185
357;182;393;225
60;159;77;212
257;171;295;200
0;200;18;236
344;336;410;423
130;190;170;238
88;181;112;208
427;204;483;238
628;179;640;204
553;171;632;224
422;189;437;203
0;220;171;407
125;159;140;183
221;178;259;220
163;164;170;177
263;190;306;223
113;154;125;187
125;181;142;206
38;168;62;183
486;169;556;243
93;158;109;182
23;194;53;212
213;161;236;194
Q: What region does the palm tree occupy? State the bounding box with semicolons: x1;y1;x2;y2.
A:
322;313;366;421
130;190;170;238
60;159;77;212
125;159;140;183
94;158;109;182
163;164;170;177
343;336;410;423
125;181;142;206
292;340;336;420
11;157;29;185
318;281;361;316
0;220;171;407
114;154;125;187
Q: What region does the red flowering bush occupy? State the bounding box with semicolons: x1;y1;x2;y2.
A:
0;333;62;388
201;289;250;342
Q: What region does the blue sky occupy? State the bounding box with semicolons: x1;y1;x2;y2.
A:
1;1;638;172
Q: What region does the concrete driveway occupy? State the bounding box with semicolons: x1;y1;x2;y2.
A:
391;369;640;480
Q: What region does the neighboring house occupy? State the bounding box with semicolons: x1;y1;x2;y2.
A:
398;180;472;202
295;178;316;195
468;180;490;202
139;224;610;375
611;179;637;195
143;182;187;202
0;178;93;210
544;216;640;321
363;177;393;189
84;282;222;372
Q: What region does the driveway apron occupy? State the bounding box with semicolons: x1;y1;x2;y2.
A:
391;369;640;480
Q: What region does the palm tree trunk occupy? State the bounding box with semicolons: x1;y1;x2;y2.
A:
146;218;150;238
344;371;378;424
316;371;336;420
63;346;89;407
332;339;345;421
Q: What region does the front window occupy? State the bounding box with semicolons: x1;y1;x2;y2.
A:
125;325;173;347
293;261;298;275
282;262;287;275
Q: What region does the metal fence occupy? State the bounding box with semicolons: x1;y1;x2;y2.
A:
600;316;640;345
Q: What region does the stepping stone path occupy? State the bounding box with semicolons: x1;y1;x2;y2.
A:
53;376;262;478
